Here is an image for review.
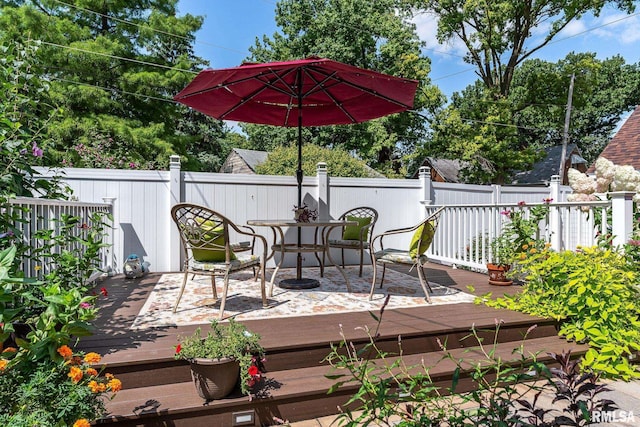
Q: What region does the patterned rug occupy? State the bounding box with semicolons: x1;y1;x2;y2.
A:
131;266;476;329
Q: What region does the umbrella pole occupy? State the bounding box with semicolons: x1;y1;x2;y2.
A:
296;80;303;281
279;69;320;290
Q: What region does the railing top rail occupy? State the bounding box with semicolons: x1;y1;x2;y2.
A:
9;197;112;209
426;201;611;209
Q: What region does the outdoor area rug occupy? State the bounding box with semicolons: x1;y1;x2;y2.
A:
131;266;476;329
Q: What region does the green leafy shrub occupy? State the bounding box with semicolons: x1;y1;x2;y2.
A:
481;246;640;380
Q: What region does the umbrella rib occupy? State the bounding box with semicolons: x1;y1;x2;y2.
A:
303;69;356;123
305;65;414;110
219;69;299;120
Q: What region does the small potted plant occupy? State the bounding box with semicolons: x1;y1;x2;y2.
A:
487;232;514;286
174;319;265;400
487;201;552;285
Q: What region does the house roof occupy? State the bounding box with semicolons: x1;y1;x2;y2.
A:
410;157;468;182
427;157;467;183
231;148;268;172
512;144;584;184
588;105;640;172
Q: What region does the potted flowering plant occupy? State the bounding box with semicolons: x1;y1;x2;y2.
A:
174;319;265;400
487;200;552;285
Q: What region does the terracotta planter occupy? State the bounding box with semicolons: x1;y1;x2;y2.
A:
487;263;513;286
189;357;240;400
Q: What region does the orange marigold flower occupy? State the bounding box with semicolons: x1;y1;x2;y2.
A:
108;378;123;393
0;360;8;371
2;347;17;353
84;352;101;364
85;368;98;377
105;372;114;379
530;248;537;254
521;244;529;250
88;380;107;393
57;345;73;359
73;419;91;427
519;253;526;260
68;366;83;384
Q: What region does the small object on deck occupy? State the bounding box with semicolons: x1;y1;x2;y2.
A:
123;253;149;279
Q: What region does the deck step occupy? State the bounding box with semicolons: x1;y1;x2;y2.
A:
103;316;559;389
99;335;587;426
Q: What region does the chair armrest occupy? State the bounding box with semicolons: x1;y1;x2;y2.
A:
371;206;445;251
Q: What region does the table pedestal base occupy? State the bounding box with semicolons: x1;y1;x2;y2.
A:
279;278;319;289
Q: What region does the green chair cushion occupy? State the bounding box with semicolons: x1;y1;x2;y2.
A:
409;221;435;259
190;221;236;262
342;216;372;241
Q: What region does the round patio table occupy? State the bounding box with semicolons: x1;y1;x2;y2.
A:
246;219;356;293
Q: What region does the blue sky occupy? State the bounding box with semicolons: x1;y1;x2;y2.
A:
177;1;640;99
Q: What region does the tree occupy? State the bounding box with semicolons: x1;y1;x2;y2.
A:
406;0;636;98
0;0;228;171
423;53;640;183
510;53;640;162
255;144;382;178
246;0;445;177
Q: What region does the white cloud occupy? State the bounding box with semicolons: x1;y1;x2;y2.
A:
591;11;640;44
558;19;587;37
411;12;468;60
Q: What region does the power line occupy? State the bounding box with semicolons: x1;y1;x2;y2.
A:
50;0;249;56
37;40;197;74
49;76;176;104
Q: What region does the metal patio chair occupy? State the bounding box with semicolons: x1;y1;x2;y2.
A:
323;206;378;277
171;203;267;319
370;206;445;302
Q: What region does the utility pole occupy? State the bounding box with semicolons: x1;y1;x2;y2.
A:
559;73;575;184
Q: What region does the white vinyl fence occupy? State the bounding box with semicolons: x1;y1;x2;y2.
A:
23;158;633;276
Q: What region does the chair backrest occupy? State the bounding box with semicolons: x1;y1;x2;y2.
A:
339;206;379;242
412;206;445;257
171;203;235;262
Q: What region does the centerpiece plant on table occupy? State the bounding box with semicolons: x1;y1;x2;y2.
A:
175;319;265;400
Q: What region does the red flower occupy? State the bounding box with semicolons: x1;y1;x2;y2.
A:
518;201;527;206
248;365;259;376
100;287;108;297
175;344;182;354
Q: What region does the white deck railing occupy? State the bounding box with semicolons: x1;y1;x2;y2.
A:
7;197;114;278
425;200;612;271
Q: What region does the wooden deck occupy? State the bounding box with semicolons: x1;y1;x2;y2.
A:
80;264;587;426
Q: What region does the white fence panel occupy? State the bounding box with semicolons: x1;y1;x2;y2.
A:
30;163;624;275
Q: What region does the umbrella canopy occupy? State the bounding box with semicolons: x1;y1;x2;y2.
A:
174;57;419;285
173;56;418;127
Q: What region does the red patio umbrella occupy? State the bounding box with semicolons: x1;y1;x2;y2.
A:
174;56;418;286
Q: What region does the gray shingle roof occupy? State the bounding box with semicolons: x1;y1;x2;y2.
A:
512;144;583;184
232;148;268;172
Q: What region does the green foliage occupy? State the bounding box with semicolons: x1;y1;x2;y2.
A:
246;0;445;174
0;1;228;172
325;301;616;425
407;0;636;98
255;144;383;178
482;246;640;380
0;42;70;198
490;202;551;267
175;319;265;395
0;347;120;426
